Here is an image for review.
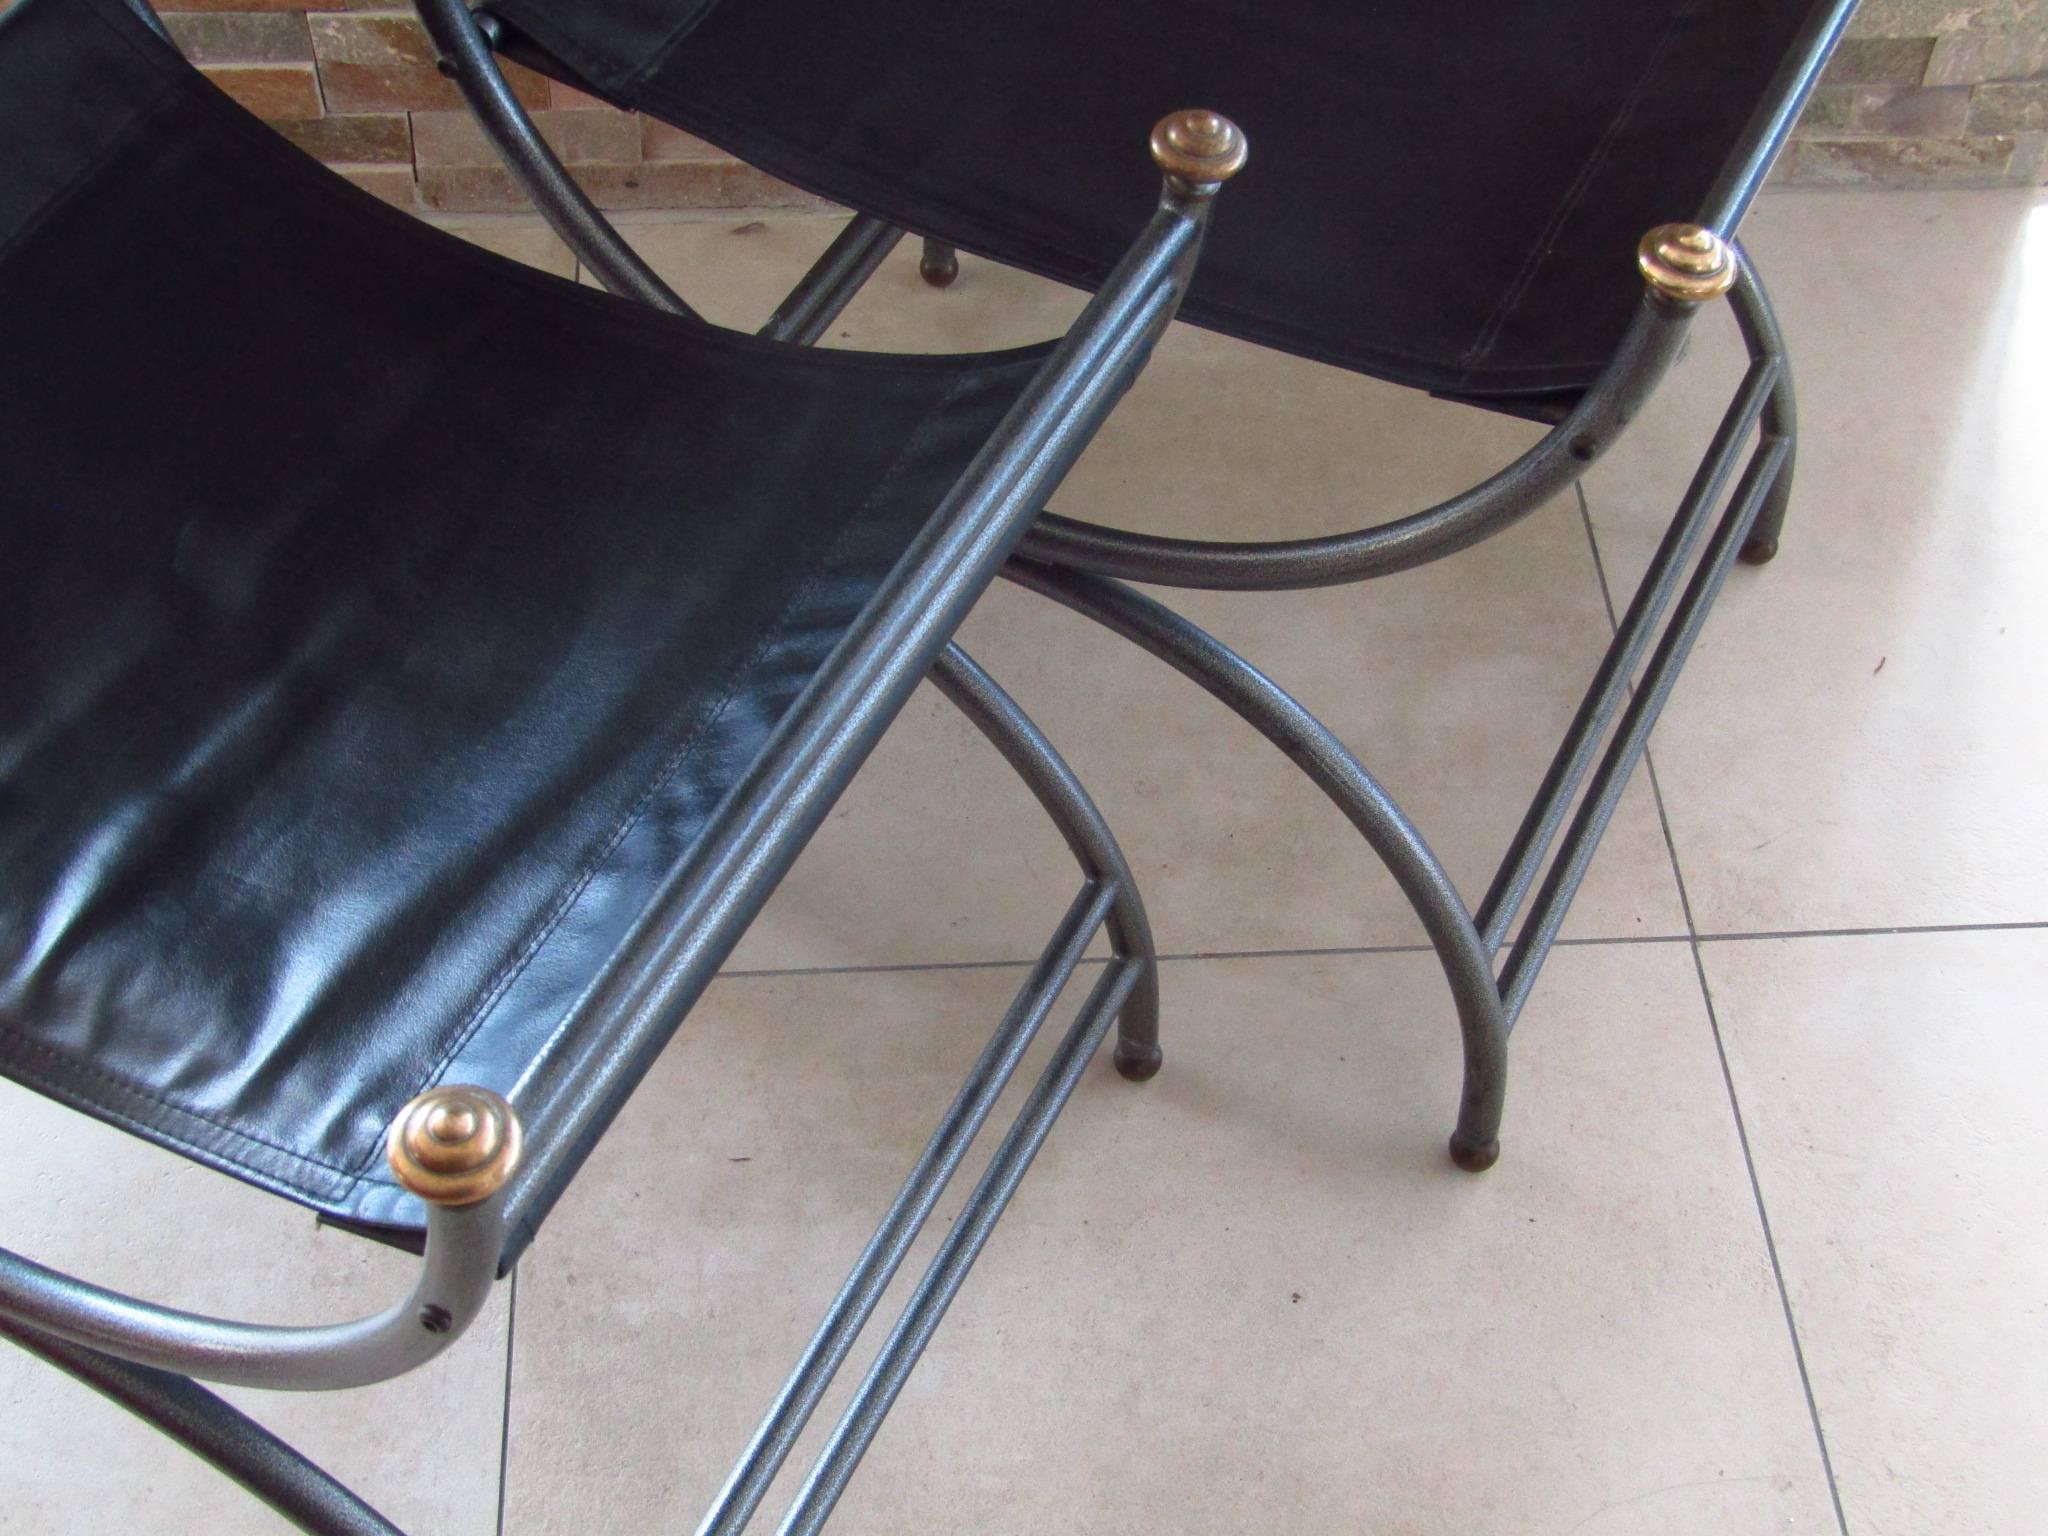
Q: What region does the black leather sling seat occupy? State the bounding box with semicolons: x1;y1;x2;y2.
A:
487;0;1815;403
0;0;1046;1238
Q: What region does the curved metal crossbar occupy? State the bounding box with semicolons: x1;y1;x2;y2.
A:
0;1186;506;1391
1003;555;1510;1171
415;0;696;316
1017;290;1698;591
760;215;907;343
930;642;1163;1078
0;1312;404;1535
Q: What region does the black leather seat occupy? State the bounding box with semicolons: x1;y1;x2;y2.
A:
0;0;1045;1239
487;0;1818;402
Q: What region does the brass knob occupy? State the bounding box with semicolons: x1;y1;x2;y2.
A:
1151;110;1248;186
1638;223;1735;302
387;1086;522;1207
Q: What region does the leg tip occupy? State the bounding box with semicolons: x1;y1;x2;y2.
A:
919;252;959;289
1448;1131;1500;1173
1113;1040;1163;1082
1738;534;1779;566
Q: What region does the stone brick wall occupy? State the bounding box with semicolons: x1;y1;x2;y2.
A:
4;2;2044;205
1791;0;2048;186
26;1;826;214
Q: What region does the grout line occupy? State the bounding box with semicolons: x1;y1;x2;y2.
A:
1578;485;1853;1536
1699;918;2048;943
720;953;1075;980
1677;877;1854;1536
713;933;1705;983
495;1267;518;1536
718;921;2048;985
1162;943;1424;962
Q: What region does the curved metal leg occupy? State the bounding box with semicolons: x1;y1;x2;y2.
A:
1729;242;1795;565
1002;561;1507;1171
416;0;696;316
918;237;960;289
1;1315;404;1536
929;643;1163;1080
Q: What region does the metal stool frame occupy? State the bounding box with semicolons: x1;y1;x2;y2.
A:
0;4;1230;1520
417;0;1851;1174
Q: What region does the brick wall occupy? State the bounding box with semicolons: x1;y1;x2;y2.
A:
56;1;827;215
5;3;2045;204
1790;0;2048;186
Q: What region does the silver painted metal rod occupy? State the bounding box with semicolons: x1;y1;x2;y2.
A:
122;0;173;44
775;959;1141;1536
413;0;697;317
1498;435;1791;1024
759;215;906;345
0;1314;404;1536
1727;247;1798;563
1474;353;1782;950
1003;558;1508;1171
499;161;1224;1252
1018;290;1695;590
694;879;1114;1536
928;643;1163;1079
1698;0;1861;235
0;1187;506;1391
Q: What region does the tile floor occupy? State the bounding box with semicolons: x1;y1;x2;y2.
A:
3;187;2043;1534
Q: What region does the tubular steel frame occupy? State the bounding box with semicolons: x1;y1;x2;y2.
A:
2;0;1856;1524
418;0;1845;1167
0;7;1210;1517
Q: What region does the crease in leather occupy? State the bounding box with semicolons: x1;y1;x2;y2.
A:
0;0;1047;1234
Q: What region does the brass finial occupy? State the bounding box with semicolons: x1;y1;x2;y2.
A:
1150;109;1248;187
387;1086;522;1207
1638;223;1735;302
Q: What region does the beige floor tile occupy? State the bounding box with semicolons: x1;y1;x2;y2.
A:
1704;927;2048;1536
0;1083;509;1536
438;215;578;277
502;943;1832;1534
571;216;1689;970
1585;189;2048;934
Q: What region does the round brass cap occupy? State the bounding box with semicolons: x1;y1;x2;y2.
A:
387;1086;522;1207
1638;223;1735;302
1150;109;1248;185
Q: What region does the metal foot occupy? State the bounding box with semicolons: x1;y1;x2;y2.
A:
1113;1038;1164;1081
1739;532;1779;565
1448;1130;1501;1173
918;237;959;288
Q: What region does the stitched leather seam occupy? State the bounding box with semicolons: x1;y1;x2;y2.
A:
409;364;983;1204
0;94;181;274
339;368;982;1197
1455;8;1688;382
0;1030;361;1187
